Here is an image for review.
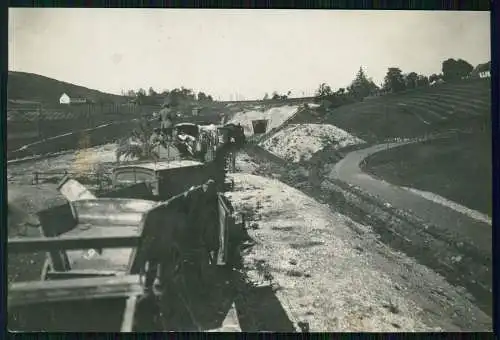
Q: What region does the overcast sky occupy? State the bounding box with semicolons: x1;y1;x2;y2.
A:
9;9;490;100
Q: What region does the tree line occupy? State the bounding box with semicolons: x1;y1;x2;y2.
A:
260;58;489;109
121;86;215;106
311;58;490;109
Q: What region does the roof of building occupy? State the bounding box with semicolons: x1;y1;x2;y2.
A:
60;92;90;100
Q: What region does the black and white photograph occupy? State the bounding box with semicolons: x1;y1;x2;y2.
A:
6;8;492;332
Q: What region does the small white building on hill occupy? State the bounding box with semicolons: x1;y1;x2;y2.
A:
59;93;71;104
59;92;92;105
479;71;490;79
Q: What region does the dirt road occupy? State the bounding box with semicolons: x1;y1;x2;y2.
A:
330;142;492;253
237;147;492;331
323;141;492;316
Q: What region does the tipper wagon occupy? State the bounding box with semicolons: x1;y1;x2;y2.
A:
8;175;241;331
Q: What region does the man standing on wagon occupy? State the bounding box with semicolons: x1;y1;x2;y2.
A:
158;96;177;141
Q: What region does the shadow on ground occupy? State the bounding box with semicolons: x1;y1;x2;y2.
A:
150;219;296;332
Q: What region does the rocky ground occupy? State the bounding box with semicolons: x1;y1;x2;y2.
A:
227;151;492;331
261;123;365;163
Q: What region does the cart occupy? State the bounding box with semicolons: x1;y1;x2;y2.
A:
7;177;238;332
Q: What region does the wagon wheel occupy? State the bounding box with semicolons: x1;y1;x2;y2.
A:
156;242;188;325
158;242;184;293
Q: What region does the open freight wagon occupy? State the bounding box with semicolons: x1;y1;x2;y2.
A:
110;159;212;200
7;176;241;332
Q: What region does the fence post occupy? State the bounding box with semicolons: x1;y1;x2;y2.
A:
37;104;43;139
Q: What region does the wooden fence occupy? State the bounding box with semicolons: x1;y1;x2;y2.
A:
7;103;160;151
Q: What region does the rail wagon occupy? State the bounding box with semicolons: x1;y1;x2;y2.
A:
8;177;239;332
110;160;214;201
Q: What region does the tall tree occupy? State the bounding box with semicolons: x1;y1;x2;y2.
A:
429;74;439;83
347;67;378;99
383;67;406;93
416;74;429;87
263;93;270;100
456;59;474;78
442;58;473;82
198;91;208;101
135;88;147;105
179;86;195;100
148;87;157;97
404;72;419;89
315;83;333;98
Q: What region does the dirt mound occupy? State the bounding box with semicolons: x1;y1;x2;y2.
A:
261;124;365;163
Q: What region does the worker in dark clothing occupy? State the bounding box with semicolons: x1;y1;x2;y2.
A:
158;99;177;140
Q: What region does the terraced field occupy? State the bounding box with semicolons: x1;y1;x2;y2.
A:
323;79;490;143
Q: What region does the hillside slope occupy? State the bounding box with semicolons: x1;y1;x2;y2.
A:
323;79;490;143
8;71;127;106
271;79;492;215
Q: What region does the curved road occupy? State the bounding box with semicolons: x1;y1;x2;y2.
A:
330;142;491;254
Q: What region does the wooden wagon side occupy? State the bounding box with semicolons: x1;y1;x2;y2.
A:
8;235;145;332
36;196;159;280
8;176;241;332
111;161;214;201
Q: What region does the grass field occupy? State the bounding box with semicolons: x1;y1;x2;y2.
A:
362;132;492;216
322;79;491;143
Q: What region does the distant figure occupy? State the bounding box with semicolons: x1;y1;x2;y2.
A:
158;99;177;140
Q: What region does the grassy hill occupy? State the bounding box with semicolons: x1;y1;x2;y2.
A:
363;133;492;216
323;78;490;143
8;71;128;107
310;78;491;216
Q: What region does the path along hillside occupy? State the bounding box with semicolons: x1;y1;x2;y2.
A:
260;78;491;216
256;78;492;318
